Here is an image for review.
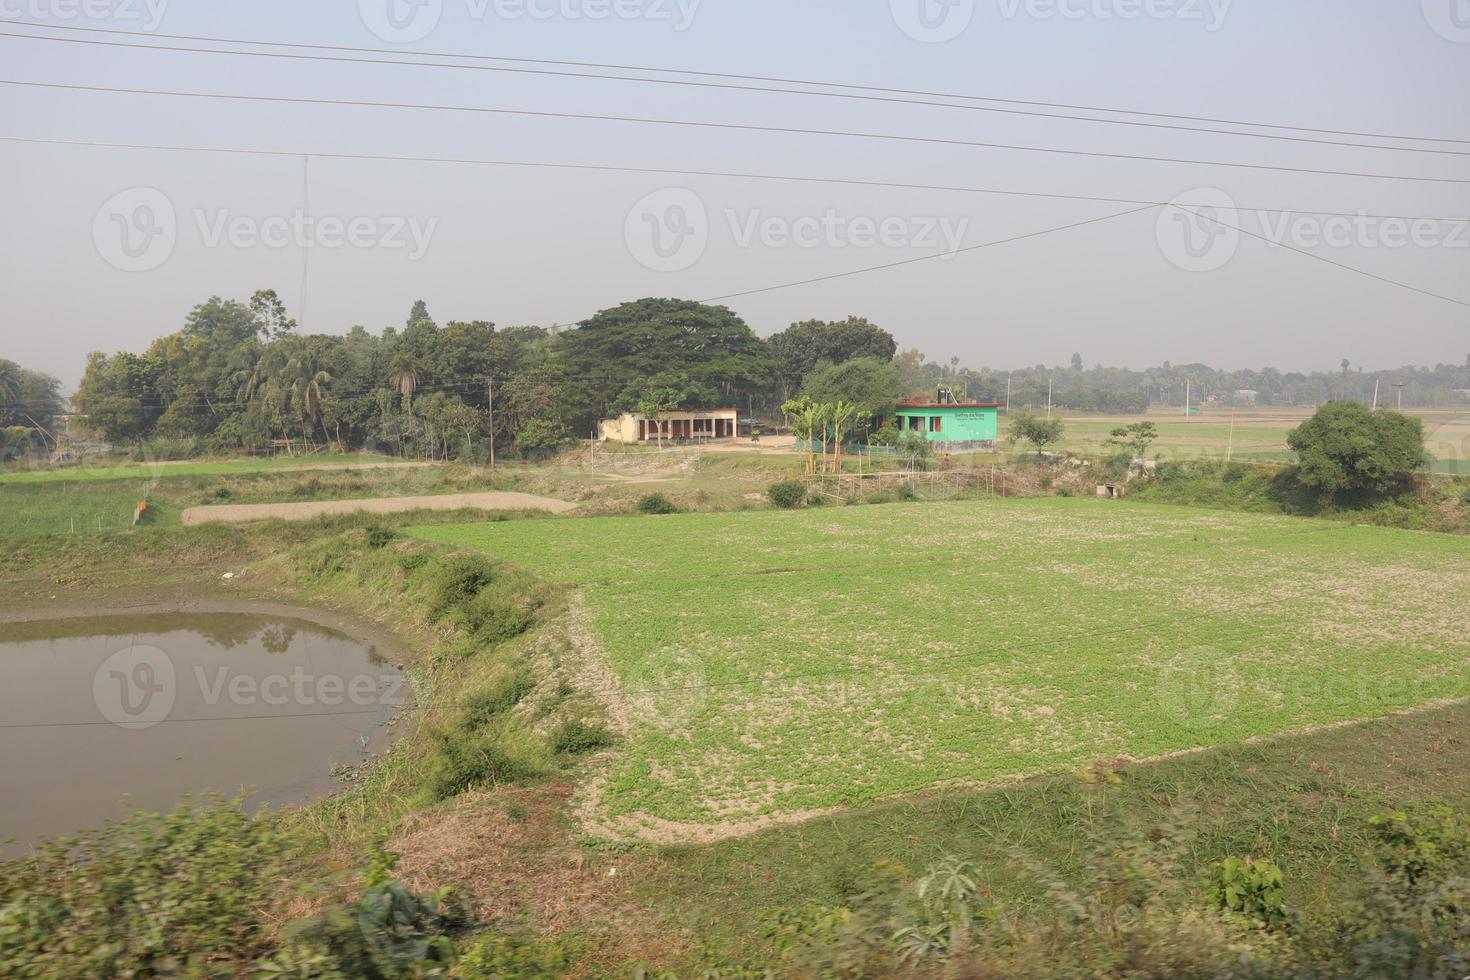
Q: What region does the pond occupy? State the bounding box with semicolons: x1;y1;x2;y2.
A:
0;612;404;858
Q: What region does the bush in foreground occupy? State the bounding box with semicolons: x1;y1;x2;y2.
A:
636;493;680;515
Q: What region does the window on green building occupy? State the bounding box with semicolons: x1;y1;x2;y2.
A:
930;416;942;433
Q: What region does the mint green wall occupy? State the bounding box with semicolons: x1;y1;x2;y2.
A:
896;407;998;443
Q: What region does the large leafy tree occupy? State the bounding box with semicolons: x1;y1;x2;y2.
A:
768;317;897;399
799;357;903;430
1287;401;1427;499
555;298;773;425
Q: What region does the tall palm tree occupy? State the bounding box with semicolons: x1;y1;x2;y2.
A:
0;360;21;424
389;356;420;415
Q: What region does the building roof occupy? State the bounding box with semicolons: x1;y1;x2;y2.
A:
896;401;1005;409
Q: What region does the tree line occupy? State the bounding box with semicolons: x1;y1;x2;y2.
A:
4;288;1467;462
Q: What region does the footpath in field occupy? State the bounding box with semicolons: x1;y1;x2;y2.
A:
183;491;576;525
410;499;1470;843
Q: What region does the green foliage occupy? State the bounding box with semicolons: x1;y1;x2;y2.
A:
514;417;569;455
459;673;536;730
1287;400;1428;499
428;731;539;801
636;493;681;515
452;932;578;979
767;316;897;397
766;480;807;509
426;554;499;618
1008;409;1066;456
894;431;931;465
0;796;293;977
895;481;918;502
798;357;903;429
1107;421;1159;459
1368;808;1470;888
365;525;397;549
258;880;467;979
550;720;614;755
1210;856;1287;927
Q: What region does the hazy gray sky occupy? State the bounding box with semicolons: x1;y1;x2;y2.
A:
1;0;1467;389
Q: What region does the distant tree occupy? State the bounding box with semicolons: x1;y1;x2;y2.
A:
1108;421;1158;460
1287;401;1427;500
1071;353;1084;372
633;384;682;448
515;417;568;455
1008;410;1066;458
799;357;903;432
406;300;434;330
767;316;897;399
558;298;773;424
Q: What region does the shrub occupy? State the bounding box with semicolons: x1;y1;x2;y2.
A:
429;731;537;800
259;880;467;979
550;721;614;755
426;555;498;617
767;480;807;509
1209;856;1287;927
1287;400;1428;500
0;797;292;975
636;493;680;515
455;591;534;647
365;525;397;549
459;673;536;730
454;932;577;979
896;482;918;502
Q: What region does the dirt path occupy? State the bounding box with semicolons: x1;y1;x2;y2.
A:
181;491;576;525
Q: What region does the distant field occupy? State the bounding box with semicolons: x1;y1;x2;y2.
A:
1002;407;1470;473
412;499;1470;841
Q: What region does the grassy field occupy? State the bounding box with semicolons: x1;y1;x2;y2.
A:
0;453;423;484
411;499;1470;841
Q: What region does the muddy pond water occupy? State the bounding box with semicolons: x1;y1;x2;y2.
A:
0;611;404;858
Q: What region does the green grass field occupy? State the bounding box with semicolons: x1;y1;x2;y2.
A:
411;499;1470;840
0;453;418;484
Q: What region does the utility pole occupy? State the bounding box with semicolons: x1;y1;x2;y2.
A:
1394;382;1406;412
1372;379;1380;410
1004;376;1011;415
1046;378;1053;419
1184;380;1191;420
486;378;495;472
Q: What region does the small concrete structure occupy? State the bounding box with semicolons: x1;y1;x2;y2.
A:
1097;483;1126;499
600;408;739;443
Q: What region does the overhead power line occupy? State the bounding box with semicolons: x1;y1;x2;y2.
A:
7;78;1470;188
4;132;1465;222
2;34;1470;186
3;19;1467;148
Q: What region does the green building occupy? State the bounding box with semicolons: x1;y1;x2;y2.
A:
894;398;1002;450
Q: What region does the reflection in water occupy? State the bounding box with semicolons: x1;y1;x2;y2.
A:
0;613;404;858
